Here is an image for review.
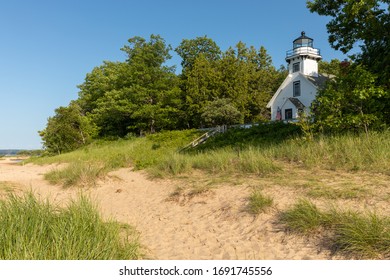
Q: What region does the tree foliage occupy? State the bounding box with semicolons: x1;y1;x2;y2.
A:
175;36;222;73
39;103;96;154
77;35;182;137
318;59;341;76
40;32;366;153
312;64;388;133
307;0;390;88
39;4;390;154
201;98;243;126
308;0;390;132
178;40;284;127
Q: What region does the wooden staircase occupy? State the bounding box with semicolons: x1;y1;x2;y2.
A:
180;125;227;151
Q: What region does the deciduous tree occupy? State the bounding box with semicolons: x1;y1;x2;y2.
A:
201;98;242;126
77;35;183;136
307;0;390;88
39;103;96;154
312;64;387;133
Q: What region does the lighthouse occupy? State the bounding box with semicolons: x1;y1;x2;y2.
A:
267;32;328;121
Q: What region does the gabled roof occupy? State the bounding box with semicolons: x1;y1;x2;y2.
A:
267;73;296;108
288;97;305;109
306;73;334;88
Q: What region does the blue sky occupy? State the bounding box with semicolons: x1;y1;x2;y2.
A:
0;0;348;149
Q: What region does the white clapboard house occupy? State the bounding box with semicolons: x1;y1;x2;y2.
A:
267;32;329;121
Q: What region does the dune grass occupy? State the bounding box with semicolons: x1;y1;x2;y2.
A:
264;131;390;173
44;161;106;187
0;192;140;260
279;199;390;259
153;129;390;179
13;126;390;259
196;126;390;174
334;211;390;259
153;147;279;177
279;199;333;234
30;126;390;187
247;189;274;214
32;130;201;187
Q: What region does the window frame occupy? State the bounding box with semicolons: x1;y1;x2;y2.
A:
293;62;300;73
293;81;301;97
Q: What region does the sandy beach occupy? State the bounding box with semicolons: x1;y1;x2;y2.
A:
1;157;388;260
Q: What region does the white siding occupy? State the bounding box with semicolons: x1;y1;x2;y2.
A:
268;73;317;121
288;56;319;77
301;58;319;77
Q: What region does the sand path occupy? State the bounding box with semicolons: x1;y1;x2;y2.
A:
0;158;334;260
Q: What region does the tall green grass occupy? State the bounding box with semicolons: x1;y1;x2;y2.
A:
154;147;279;177
334;212;390;259
0;192;140;260
265;131;390;173
279;199;334;234
45;161;106;187
279;199;390;259
247;189;274;214
31;128;390;186
32;130;201;186
155;130;390;177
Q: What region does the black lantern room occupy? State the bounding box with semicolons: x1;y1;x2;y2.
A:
293;31;314;49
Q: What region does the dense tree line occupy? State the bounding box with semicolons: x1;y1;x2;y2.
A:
77;35;285;136
40;35;285;153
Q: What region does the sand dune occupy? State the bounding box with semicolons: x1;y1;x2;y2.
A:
0;157;341;259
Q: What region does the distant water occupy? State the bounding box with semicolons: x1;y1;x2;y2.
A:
0;149;22;156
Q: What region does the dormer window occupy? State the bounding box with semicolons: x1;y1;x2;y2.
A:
293;81;301;96
293;62;300;73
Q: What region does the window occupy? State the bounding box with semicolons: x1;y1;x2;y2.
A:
285;109;293;120
293;81;301;97
293;62;300;73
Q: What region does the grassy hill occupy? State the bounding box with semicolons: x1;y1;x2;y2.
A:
30;123;390;186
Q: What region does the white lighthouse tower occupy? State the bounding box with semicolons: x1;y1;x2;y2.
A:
267;32;328;121
286;31;322;77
